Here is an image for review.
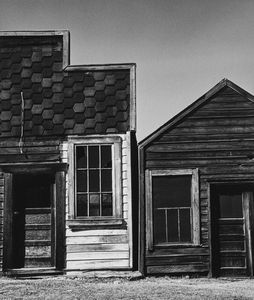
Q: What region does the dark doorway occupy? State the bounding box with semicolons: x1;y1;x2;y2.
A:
211;185;254;277
12;174;55;269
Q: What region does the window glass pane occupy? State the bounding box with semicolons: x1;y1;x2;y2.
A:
153;175;191;209
101;146;112;168
89;194;100;216
101;170;112;192
179;209;191;242
89;170;100;192
88;146;99;168
219;194;243;218
76;146;87;168
154;209;166;244
167;209;179;242
102;193;112;216
77;170;87;192
77;194;87;217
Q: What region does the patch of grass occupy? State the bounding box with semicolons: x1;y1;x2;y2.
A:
0;276;253;299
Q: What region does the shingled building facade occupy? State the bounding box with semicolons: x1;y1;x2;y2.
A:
0;31;137;276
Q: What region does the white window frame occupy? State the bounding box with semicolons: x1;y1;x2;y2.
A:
146;168;200;250
68;136;122;228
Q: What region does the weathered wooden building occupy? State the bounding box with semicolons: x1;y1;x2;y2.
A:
0;31;137;276
139;79;254;277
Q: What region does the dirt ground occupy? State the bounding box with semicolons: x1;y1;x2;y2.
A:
0;276;253;299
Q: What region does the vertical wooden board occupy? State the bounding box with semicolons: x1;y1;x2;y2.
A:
0;174;4;269
3;173;12;271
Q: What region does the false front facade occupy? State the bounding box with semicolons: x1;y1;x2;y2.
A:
0;31;137;276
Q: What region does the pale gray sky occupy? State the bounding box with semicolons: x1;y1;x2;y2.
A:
1;0;254;140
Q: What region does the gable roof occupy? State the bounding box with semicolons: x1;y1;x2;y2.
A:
139;78;254;148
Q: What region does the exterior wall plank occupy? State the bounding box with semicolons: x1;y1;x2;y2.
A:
62;134;132;271
143;86;254;275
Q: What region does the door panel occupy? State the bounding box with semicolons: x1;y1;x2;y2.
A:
12;174;55;269
24;208;52;268
212;186;253;277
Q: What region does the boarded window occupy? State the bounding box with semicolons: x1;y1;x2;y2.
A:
152;175;192;244
75;145;113;217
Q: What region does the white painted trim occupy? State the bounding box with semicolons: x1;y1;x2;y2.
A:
126;132;133;268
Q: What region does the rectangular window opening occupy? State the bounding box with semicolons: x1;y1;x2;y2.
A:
151;172;197;245
75;144;113;218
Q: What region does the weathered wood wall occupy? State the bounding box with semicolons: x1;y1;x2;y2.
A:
62;134;132;271
143;86;254;274
0;174;3;272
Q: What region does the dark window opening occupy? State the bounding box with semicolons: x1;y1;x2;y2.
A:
153;175;192;244
75;145;113;217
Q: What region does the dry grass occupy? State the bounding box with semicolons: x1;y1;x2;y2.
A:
0;276;253;299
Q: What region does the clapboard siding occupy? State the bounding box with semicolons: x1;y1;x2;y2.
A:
62;134;131;271
142;85;254;275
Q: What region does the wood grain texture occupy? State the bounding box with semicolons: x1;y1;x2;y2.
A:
141;86;254;275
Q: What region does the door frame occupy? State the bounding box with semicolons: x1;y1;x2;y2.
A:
208;181;254;277
2;163;67;274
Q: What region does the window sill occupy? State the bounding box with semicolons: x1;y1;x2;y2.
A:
154;243;202;249
67;218;126;230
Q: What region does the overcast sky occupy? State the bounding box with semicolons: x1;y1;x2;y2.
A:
1;0;254;140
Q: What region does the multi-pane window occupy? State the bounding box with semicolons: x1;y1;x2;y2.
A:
75;145;113;217
153;175;192;244
146;169;199;247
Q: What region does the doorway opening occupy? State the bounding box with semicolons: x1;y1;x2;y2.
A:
12;174;55;269
211;184;254;277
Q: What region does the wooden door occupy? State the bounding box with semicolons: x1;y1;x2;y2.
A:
12;174;55;269
212;186;253;277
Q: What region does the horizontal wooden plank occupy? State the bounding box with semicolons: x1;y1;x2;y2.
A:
25;240;51;246
67;243;129;253
0;140;60;147
25;246;51;256
26;214;51;224
66;259;129;270
0;146;59;155
0;154;61;163
146;255;209;266
66;251;129;261
146;264;209;274
146;159;248;168
177;118;254;128
25;257;52;268
170;125;254;135
147;247;209;256
66;235;128;245
157;133;254;143
25;230;51;240
66;229;127;237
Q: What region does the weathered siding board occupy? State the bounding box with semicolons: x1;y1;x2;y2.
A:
61;134;131;271
143;85;254;274
0;174;4;271
0;140;61;163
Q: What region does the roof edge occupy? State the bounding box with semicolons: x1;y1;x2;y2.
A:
139;78;254;148
64;63;136;72
0;30;70;69
0;30;69;36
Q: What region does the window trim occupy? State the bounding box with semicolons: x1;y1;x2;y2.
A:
68;136;123;228
146;168;200;250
